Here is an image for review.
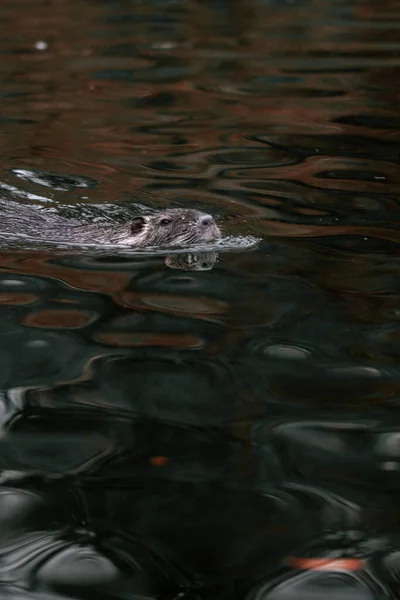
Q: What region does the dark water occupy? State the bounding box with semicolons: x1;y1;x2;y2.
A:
0;0;399;598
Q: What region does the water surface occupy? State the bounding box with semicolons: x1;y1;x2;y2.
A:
0;0;399;598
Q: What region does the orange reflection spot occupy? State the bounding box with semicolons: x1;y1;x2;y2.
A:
296;208;329;216
116;291;226;318
52;298;81;305
287;557;364;571
23;309;95;329
0;293;38;305
149;456;168;467
94;331;203;349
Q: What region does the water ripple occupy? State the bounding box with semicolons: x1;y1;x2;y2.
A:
0;0;399;597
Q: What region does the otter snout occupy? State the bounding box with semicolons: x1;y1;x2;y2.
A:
198;213;221;242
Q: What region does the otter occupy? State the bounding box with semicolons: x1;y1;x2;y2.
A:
0;200;221;247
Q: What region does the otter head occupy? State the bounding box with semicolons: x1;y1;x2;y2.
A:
129;208;221;247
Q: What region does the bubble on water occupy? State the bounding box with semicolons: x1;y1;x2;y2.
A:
154;41;175;50
264;345;311;360
0;279;26;287
37;546;119;585
382;461;399;471
329;366;382;378
34;40;48;51
25;340;49;348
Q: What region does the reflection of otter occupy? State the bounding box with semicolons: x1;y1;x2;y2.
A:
0;200;221;248
165;252;218;271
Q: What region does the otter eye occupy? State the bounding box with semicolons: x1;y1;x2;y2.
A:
160;218;172;226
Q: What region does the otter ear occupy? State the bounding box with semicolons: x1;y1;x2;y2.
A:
130;216;147;234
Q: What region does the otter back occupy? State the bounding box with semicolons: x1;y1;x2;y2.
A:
0;199;131;245
0;199;77;239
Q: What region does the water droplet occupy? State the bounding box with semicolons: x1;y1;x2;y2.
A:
26;340;48;348
34;41;48;51
1;279;26;287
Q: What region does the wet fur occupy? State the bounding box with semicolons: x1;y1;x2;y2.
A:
0;200;220;247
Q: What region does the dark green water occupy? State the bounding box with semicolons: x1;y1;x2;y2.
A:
0;0;399;598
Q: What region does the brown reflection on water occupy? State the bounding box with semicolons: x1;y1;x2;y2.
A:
263;221;400;244
0;0;399;220
0;292;38;305
116;288;227;320
0;250;131;293
23;308;97;329
94;331;204;349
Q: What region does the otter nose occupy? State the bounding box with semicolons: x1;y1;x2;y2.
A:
200;215;214;227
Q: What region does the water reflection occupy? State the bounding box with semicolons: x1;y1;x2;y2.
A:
0;0;399;597
165;251;217;271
